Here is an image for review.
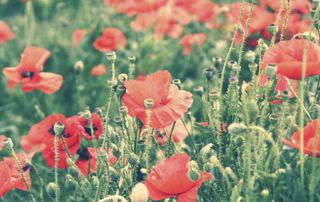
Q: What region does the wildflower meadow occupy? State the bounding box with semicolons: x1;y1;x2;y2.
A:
0;0;320;201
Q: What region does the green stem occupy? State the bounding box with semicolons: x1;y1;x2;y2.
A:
54;135;60;202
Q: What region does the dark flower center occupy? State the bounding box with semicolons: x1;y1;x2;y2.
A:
84;125;98;136
22;164;31;172
21;71;35;78
77;148;91;161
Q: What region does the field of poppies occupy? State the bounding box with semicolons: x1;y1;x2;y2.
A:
0;0;320;201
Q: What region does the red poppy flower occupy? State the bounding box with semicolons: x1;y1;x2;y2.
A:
227;3;274;46
71;29;86;47
90;64;107;76
75;147;97;176
283;119;320;157
180;33;206;56
0;162;14;197
0;135;5;150
130;14;155;32
262;39;320;80
0;21;14;44
93;28;126;52
76;147;117;176
145;153;213;202
154;120;188;145
260;0;312;14
122;70;193;129
78;113;104;140
259;74;298;104
3;152;34;191
21;114;83;169
2;46;63;94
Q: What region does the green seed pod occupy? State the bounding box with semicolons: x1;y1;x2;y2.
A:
203;67;217;81
172;79;181;89
261;189;270;197
144;98;154;109
118;73;128;83
265;64;278;78
212;56;223;67
74;61;84;72
105;51;117;61
268;23;278;35
53;122;65;136
128;55;136;63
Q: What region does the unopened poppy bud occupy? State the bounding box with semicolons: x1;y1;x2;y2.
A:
194;86;204;96
212;56;223;67
74;61;84;72
268;23;278;35
3;137;13;149
200;143;214;161
229;77;238;85
172;79;181;89
47;182;57;199
209;89;219;100
144;98;154;109
245;50;256;63
188;169;199;181
128;56;136;63
118;73;128;83
65;174;77;191
261;189;269;197
130;183;149;202
53;122;65;136
247;100;259;122
140;168;148;175
203;67;216;81
225;167;237;181
228;123;247;134
209;155;220;166
105;51;116;61
127;153;140;165
309;92;316;104
265;64;278;78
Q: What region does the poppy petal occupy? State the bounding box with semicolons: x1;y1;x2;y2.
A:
20;47;51;71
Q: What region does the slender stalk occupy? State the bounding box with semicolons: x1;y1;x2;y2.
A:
219;0;245;119
31;165;44;202
270;0;286;46
54;135;60;202
309;119;320;202
280;0;291;41
236;1;254;77
167;121;177;156
10;147;36;202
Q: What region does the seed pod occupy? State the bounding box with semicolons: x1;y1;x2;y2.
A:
130;183;149;202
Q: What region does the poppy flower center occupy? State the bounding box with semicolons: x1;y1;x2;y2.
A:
77;148;91;161
21;71;35;78
48;122;70;138
22;164;31;172
84;125;98;136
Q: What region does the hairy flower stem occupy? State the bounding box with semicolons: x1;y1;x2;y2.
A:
31;165;44;202
236;1;254;77
102;60;116;149
167;121;177;156
309;119;320;202
270;0;286;47
9;147;36;202
280;0;291;41
145;106;152;170
298;40;310;190
54;135;60;202
219;0;245;120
